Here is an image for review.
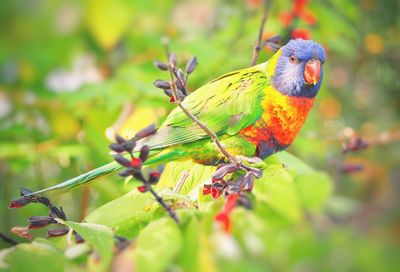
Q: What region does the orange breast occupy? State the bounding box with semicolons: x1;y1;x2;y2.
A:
240;86;315;146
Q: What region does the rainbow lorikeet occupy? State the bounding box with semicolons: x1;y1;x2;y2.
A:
31;39;326;194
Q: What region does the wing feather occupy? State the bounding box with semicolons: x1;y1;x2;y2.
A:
144;64;269;150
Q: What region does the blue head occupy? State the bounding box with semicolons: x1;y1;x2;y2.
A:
272;39;326;98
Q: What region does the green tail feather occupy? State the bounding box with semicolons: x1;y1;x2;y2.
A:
25;161;123;196
25;148;185;196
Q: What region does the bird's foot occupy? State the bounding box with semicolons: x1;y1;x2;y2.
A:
235;155;264;165
233;156;265;178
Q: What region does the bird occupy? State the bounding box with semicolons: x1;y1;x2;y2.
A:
29;38;326;195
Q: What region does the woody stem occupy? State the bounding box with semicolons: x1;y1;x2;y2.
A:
148;187;180;223
251;0;271;66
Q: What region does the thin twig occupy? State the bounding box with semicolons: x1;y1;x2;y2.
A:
0;232;18;245
173;171;189;194
148;187;179;223
178;102;240;164
251;0;271;66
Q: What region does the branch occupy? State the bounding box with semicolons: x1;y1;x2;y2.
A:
148;187;180;223
251;0;271;66
0;232;18;245
162;39;241;166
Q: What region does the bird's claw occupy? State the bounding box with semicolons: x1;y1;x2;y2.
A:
235;155;264;164
233;156;265;178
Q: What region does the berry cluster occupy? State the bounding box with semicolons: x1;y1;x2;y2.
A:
109;125;162;193
9;188;81;241
202;164;257;199
109;124;179;223
9;188;130;249
342;137;369;154
153;51;198;102
332;136;369;176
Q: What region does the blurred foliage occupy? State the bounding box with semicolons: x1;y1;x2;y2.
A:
0;0;399;271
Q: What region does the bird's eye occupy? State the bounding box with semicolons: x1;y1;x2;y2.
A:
289;55;298;63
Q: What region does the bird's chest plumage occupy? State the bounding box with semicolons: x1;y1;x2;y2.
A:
240;86;315;157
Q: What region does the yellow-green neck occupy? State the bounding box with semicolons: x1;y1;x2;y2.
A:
256;49;282;79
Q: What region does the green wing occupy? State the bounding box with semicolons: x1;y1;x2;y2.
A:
144;64;269;150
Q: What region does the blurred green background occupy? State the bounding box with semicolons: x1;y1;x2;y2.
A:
0;0;399;271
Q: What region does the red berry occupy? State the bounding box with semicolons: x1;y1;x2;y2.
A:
202;184;212;195
9;199;29;208
149;172;160;184
130;158;142;168
137;185;148;193
211;187;222;199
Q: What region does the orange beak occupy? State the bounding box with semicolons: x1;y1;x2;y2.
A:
304;59;321;85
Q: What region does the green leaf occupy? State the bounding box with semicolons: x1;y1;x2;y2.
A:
175;215;221;272
176;217;200;270
275;151;314;174
85;190;161;238
63;221;114;272
0;239;67;272
253;164;302;223
325;195;360;218
294;172;333;212
134;218;182;272
276;152;333;212
85;0;134;49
